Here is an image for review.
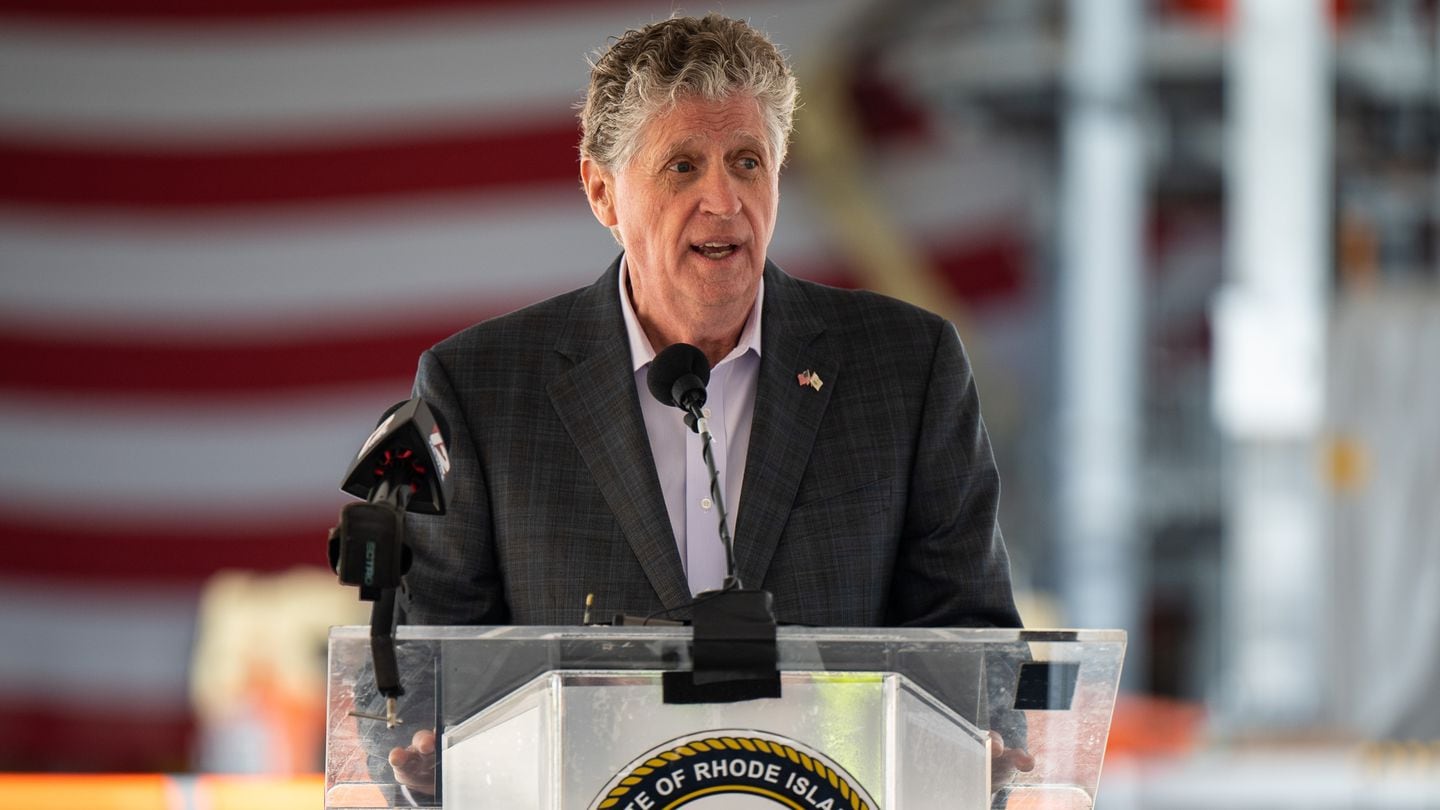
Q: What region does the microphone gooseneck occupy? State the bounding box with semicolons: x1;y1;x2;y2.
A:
646;344;740;591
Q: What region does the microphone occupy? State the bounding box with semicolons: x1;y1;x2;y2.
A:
332;398;452;598
328;397;452;726
648;343;783;703
647;346;780;705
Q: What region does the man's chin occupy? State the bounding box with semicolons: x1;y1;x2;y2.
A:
691;275;761;307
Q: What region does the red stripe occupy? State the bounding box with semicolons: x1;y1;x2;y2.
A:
0;700;194;772
0;325;437;398
929;230;1028;302
0;308;510;399
1;511;334;583
790;232;1028;305
0;121;580;211
0;0;629;23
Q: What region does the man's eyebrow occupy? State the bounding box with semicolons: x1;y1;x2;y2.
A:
729;131;767;152
660;131;767;154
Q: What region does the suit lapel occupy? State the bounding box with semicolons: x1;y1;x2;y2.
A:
547;260;692;611
734;265;834;588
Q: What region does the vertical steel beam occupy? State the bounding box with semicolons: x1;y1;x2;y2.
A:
1215;0;1331;729
1057;0;1146;686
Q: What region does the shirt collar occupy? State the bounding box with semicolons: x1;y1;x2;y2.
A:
618;254;764;374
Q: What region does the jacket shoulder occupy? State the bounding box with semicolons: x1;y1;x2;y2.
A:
431;287;584;359
783;273;952;347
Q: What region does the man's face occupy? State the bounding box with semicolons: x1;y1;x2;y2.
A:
583;94;779;328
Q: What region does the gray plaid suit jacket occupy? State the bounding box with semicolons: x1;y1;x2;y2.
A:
399;257;1020;629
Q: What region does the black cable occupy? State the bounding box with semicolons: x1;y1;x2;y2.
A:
639;587;733;625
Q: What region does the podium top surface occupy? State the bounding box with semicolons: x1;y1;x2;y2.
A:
331;624;1125;644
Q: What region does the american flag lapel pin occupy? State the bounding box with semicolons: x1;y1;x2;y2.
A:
797;369;823;391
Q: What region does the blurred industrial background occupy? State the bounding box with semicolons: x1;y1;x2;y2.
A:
1;0;1438;807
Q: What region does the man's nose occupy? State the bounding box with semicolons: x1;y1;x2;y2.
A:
697;168;742;217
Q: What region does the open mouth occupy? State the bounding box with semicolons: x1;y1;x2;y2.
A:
692;242;738;260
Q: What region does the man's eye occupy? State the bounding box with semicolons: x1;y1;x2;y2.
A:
671;160;695;173
737;157;760;171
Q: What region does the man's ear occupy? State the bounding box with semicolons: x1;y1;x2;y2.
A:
580;157;618;228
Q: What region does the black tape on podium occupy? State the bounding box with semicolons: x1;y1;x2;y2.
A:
663;589;782;704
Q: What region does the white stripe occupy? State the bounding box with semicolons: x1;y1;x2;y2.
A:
0;189;615;334
0;149;1032;331
0;387;410;522
0;1;869;144
0;11;605;143
0;578;196;707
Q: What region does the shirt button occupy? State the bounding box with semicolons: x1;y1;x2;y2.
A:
700;497;713;510
702;407;712;418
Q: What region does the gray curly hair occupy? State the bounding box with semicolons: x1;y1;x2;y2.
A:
579;14;799;173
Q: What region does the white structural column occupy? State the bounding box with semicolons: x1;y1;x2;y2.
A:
1214;0;1331;729
1057;0;1146;685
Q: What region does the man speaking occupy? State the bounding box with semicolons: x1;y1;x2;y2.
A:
398;13;1020;633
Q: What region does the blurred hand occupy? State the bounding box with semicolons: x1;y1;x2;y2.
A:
389;728;437;796
989;730;1036;785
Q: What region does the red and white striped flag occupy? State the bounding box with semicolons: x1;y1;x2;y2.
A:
0;0;1031;771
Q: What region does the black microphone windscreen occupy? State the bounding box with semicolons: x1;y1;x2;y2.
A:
647;343;710;408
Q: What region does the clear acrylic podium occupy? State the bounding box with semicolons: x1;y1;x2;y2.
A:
326;626;1125;809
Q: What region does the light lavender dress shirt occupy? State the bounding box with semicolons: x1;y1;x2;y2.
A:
617;259;763;595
